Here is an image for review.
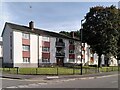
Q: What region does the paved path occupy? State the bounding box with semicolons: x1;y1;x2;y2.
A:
0;71;119;88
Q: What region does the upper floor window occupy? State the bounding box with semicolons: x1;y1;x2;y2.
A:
56;38;63;43
69;40;74;44
69;50;74;54
42;47;50;52
22;33;30;39
42;36;49;42
23;45;30;51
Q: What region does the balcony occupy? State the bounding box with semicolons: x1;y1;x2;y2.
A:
56;52;65;57
56;42;65;47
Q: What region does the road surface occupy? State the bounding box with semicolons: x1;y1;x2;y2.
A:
1;73;119;88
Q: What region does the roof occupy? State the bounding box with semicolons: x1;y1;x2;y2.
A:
2;22;80;41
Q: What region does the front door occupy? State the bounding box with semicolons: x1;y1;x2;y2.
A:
56;58;64;66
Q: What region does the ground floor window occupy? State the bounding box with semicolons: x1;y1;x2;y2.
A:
42;58;50;63
69;59;75;62
23;57;30;63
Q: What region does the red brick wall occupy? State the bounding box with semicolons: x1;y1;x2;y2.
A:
22;39;30;45
42;53;50;59
69;54;75;59
23;51;30;57
42;41;50;47
69;45;75;50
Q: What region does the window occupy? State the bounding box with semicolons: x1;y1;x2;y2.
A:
42;36;49;42
10;32;12;47
23;58;30;63
69;59;74;62
42;47;50;52
42;58;50;63
23;45;30;51
22;33;30;39
10;49;12;59
69;50;74;54
69;40;74;44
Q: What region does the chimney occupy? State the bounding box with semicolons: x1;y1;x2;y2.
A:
70;31;75;38
29;21;34;30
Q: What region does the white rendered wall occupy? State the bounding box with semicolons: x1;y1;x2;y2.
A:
38;36;42;64
0;44;2;57
93;53;98;65
75;41;81;64
109;56;118;66
64;39;69;63
101;54;105;65
13;31;22;67
3;25;12;64
30;34;38;67
50;37;56;63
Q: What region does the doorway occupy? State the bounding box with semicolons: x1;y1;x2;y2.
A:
56;58;64;66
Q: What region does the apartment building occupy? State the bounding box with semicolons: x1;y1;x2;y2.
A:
2;21;117;67
2;21;83;67
0;41;3;67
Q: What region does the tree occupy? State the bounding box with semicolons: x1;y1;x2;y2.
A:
82;5;119;67
59;31;71;37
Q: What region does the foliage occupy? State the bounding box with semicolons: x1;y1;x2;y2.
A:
82;5;119;67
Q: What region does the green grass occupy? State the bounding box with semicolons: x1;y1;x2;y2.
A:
1;66;119;75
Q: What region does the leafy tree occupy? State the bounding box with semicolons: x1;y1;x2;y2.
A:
59;31;71;37
82;5;119;67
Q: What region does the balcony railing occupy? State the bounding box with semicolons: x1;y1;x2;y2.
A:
56;52;65;57
56;42;65;47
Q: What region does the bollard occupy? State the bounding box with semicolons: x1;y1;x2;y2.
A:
106;68;108;72
36;68;37;75
57;67;58;75
15;67;19;74
85;68;86;74
73;66;75;75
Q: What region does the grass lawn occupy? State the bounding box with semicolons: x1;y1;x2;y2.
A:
1;66;119;75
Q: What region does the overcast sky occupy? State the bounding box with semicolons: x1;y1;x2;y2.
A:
0;1;118;39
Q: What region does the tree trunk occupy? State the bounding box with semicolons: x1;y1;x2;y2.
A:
98;54;102;72
98;54;102;68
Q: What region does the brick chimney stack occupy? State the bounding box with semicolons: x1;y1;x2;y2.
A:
70;31;75;38
29;21;34;30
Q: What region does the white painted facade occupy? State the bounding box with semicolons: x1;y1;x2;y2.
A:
38;36;42;64
50;37;56;63
75;41;81;64
30;34;38;67
13;31;22;67
64;39;69;63
0;41;3;58
2;22;118;67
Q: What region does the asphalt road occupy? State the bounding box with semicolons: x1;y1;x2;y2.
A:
1;73;119;88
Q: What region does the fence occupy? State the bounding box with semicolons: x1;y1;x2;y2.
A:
1;66;119;75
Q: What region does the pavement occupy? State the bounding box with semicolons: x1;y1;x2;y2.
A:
0;71;119;81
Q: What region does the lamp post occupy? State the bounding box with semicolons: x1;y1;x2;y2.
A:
80;19;85;75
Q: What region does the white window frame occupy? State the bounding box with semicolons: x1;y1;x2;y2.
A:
42;36;49;42
22;33;30;39
23;57;30;63
42;47;50;52
23;45;30;51
69;50;74;54
69;40;74;44
42;58;50;63
69;59;75;63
